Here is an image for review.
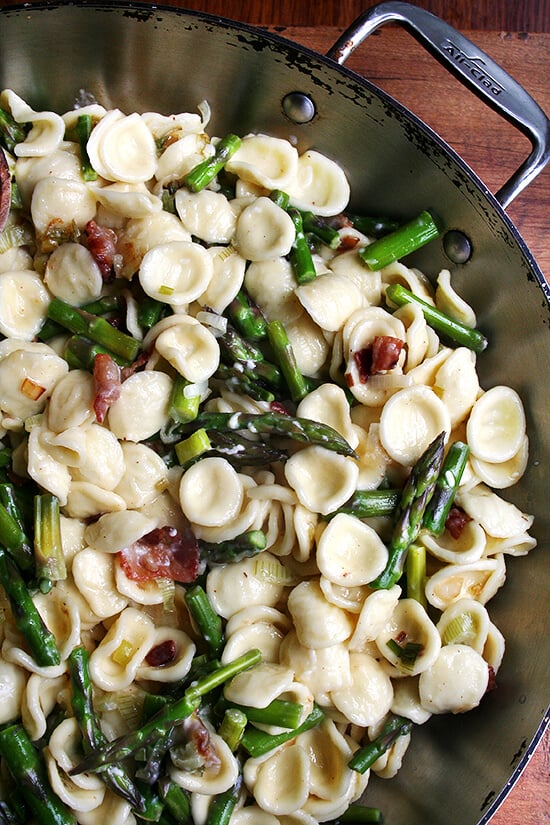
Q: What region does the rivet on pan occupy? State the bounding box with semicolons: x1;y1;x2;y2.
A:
443;230;472;264
282;92;316;124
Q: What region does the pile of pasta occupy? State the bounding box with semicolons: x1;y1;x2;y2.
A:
0;89;536;825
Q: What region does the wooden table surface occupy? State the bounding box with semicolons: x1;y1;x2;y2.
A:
0;1;548;823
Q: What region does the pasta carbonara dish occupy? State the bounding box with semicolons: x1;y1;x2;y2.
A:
0;89;536;825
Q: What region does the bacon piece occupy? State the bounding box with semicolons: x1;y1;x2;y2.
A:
270;400;291;416
145;639;177;667
92;353;121;424
84;219;117;281
445;506;471;539
371;336;404;373
182;713;221;770
120;347;151;381
118;526;200;583
351;335;405;385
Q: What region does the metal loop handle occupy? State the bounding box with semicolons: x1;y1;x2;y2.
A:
327;1;550;208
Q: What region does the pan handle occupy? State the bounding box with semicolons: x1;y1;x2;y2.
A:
326;1;550;209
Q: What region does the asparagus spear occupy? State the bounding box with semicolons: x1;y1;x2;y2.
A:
34;494;66;593
47;298;140;363
323;488;399;520
288;207;317;284
68;646;161;817
64;335;132;370
369;432;445;590
185;134;242;192
226;289;268;341
199;529;267;565
266;320;309;402
0;724;76;825
359;209;441;270
71;649;262;773
240;704;325;758
219;322;265;364
205;777;242;825
214;363;276;404
269;189;290;210
0;548;61;667
137;293;168;330
405;542;427;608
385;283;488;353
422;440;470;534
0;108;29;153
75;114;98;181
0;493;34;572
159;782;192;823
184;583;224;657
218;707;248;752
300;210;341;249
348;715;412;773
217;697;303;730
189;411;357;457
347;213;400;238
169;374;201;424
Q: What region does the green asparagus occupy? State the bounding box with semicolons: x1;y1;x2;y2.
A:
68;646;161;817
301;210;341;249
218;707;248;751
347;213;400;238
185;134;242;192
240;704;325;758
75;114;98;181
199;529;267;565
47;298;140;362
348;715;412;773
226;289;268;341
369;432;445;590
0;724;76;825
324;488;399;520
218;696;303;730
206;778;242;825
266;319;309;402
423;440;470;533
288;207;317;284
359;210;441;270
0;548;61;667
189;411;357;457
0;494;33;572
184;583;224;657
0;108;29;153
385;283;488;353
33;494;66;593
71;649;262;774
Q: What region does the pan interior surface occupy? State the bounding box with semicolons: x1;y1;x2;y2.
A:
0;4;548;824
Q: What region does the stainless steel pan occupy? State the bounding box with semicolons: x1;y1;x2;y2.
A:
0;2;548;823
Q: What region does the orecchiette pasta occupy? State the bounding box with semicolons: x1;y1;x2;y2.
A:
0;90;537;825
